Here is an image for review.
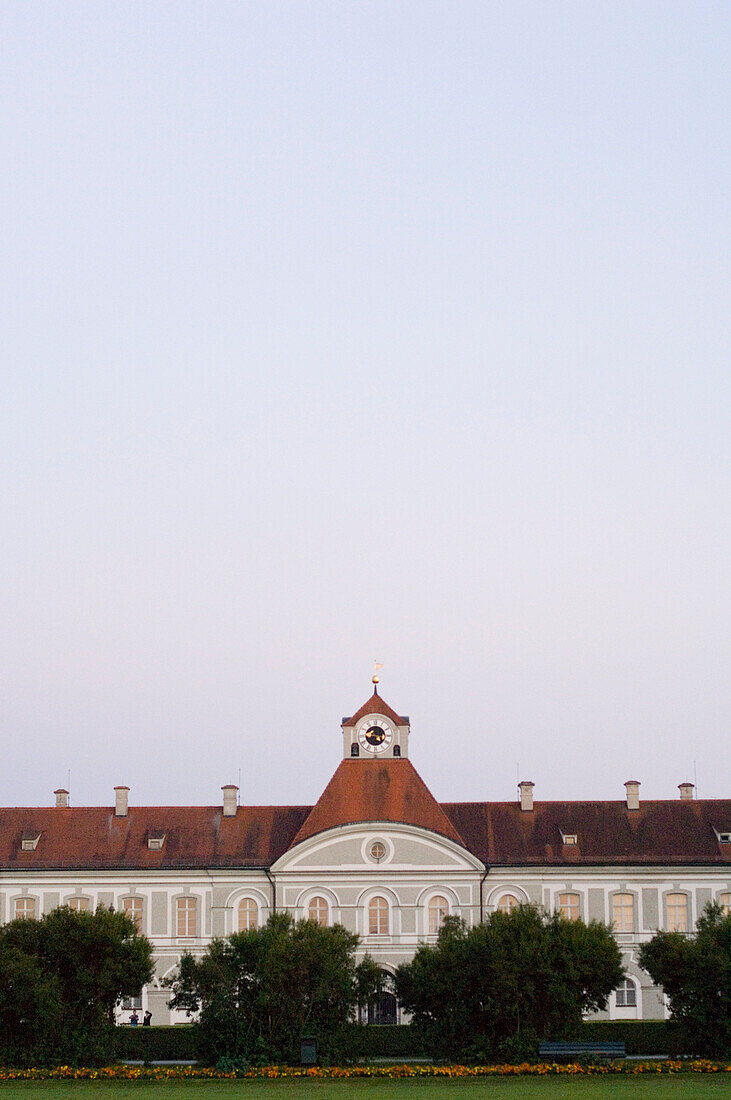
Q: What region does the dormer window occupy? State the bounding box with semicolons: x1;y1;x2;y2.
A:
21;831;41;852
714;828;731;844
561;832;578;846
147;832;166;850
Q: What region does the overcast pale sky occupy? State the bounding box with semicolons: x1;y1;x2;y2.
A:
2;1;729;810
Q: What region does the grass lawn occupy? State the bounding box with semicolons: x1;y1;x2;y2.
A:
0;1081;729;1099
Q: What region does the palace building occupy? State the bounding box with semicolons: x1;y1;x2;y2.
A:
1;685;730;1024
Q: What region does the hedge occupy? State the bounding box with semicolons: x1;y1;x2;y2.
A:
342;1025;424;1059
115;1026;200;1063
579;1021;672;1056
115;1021;672;1063
114;1025;422;1064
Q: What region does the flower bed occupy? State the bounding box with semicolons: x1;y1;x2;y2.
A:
0;1061;729;1080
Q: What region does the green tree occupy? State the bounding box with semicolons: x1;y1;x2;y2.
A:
395;906;624;1061
639;902;731;1058
0;905;154;1065
0;942;62;1065
167;912;378;1064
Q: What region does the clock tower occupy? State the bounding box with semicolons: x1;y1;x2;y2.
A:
341;682;410;760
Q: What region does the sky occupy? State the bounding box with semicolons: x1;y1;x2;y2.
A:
2;1;729;810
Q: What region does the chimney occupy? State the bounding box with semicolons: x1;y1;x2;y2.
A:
625;780;640;811
678;782;694;801
114;786;129;817
518;780;534;812
54;788;69;808
222;784;238;817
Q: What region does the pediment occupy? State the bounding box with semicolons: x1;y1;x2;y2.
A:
271;822;484;873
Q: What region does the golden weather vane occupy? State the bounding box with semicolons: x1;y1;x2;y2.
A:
373;660;384;687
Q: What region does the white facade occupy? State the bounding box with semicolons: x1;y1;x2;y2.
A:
2;690;729;1023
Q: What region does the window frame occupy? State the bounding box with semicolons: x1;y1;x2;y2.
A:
368;895;390;936
307;896;329;927
427;894;449;935
238;897;259;932
123;895;144;932
615;978;637;1008
67;896;91;913
612;892;635;933
176;896;198;938
666;892;689;933
558;892;580;921
496;893;520;914
14;896;37;920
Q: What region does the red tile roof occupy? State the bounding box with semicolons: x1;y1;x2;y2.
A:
0;805;310;871
442;799;731;865
1;782;729;870
291;759;465;848
341;692;409;727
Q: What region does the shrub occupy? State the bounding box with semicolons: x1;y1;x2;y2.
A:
0;906;153;1067
114;1025;200;1063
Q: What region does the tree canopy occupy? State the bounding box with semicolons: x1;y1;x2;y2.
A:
167;912;379;1065
395;906;624;1061
0;905;153;1065
639;902;731;1058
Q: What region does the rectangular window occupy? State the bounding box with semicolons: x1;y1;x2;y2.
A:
612;893;634;932
176;897;197;937
616;979;637;1007
68;897;90;912
667;893;688;932
558;893;580;921
124;896;143;932
14;897;36;920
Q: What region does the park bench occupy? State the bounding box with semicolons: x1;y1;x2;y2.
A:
538;1041;626;1061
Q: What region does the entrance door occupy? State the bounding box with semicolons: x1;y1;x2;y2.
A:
368;990;398;1025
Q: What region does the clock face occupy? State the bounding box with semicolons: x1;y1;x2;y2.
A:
365;725;386;746
357;717;394;754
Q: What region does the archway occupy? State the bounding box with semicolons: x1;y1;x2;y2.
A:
363;970;398;1025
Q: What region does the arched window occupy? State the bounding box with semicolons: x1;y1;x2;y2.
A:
613;893;634;932
667;893;688;932
428;895;449;934
719;892;731;916
14;897;36;920
238;898;258;931
368;896;389;935
68;896;90;913
616;978;637;1007
308;896;329;926
558;893;580;921
497;894;519;914
176;897;197;937
123;897;143;932
367;971;398;1025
